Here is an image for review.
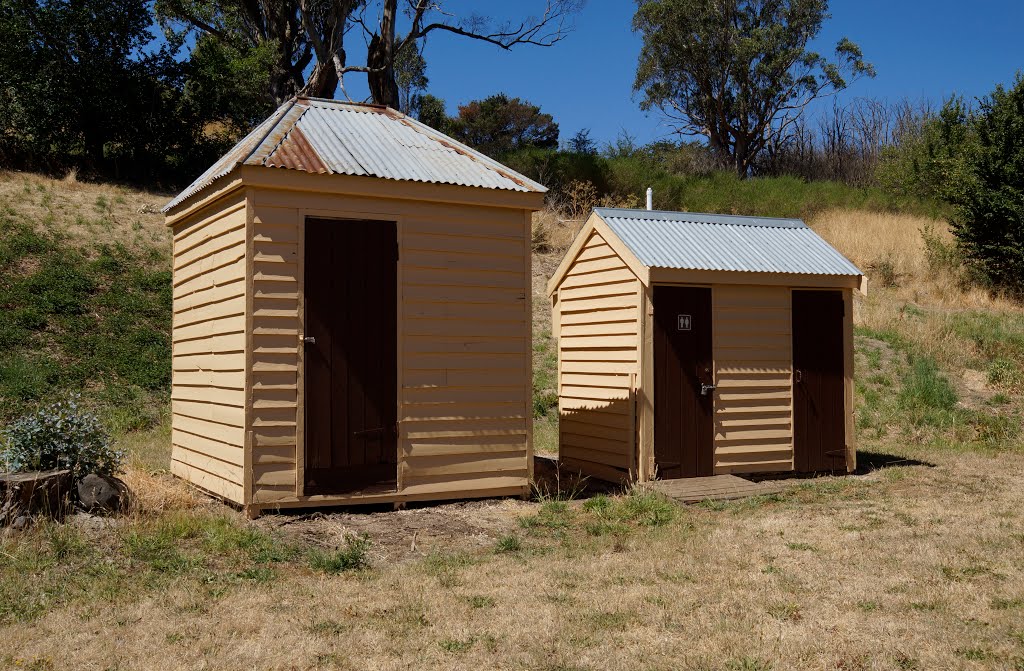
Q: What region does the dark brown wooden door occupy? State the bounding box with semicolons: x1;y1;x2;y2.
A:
303;218;398;495
792;290;846;473
653;286;714;479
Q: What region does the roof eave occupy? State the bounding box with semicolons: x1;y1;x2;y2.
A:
239;164;547;210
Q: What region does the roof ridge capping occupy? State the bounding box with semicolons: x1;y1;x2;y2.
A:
593;207;807;229
163;96;547;213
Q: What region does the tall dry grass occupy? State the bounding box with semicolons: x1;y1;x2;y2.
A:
115;426;202;514
0;170;169;251
810;209;1020;372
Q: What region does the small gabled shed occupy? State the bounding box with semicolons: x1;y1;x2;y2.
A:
546;208;867;484
164;97;546;515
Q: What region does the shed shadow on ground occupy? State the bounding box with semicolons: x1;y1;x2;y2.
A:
746;449;935;484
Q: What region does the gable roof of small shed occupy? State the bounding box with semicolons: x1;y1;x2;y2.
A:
548;208;864;295
163;97;547;213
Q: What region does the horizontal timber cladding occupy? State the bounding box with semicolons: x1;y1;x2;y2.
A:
712;285;794;474
170;192;248;504
248;187;532;505
556;229;640;482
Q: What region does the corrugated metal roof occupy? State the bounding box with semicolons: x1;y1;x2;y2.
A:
595;207;863;276
164;97;546;212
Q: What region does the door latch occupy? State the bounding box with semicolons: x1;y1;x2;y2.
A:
700;383;716;397
303;336;316;345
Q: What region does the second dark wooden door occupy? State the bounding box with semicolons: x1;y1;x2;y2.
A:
303;218;398;495
792;290;846;473
653;286;714;478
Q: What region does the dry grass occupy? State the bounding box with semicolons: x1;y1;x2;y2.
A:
0;169;170;252
3;447;1024;670
811;208;1017;310
118;431;203;515
810;209;1023;376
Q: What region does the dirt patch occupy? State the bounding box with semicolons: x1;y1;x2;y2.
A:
255;498;534;563
959;368;996;410
250;458;626;564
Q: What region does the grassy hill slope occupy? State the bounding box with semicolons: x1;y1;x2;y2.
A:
0;171;171;431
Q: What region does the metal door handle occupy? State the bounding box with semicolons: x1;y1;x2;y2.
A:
353;427;385;438
795;369;802;383
701;383;716;396
303;336;316;345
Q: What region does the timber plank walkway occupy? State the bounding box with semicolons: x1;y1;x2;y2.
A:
643;474;787;504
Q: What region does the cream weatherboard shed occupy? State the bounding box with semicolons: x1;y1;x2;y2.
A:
164;97;545;515
547;208;866;484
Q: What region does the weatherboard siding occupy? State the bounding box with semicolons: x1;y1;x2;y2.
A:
247;188;532;505
555;229;640;482
170;193;247;504
712;285;794;473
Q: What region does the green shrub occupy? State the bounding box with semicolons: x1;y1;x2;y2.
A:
532;390;559;419
988;359;1023;389
901;356;954;426
495;534;522;553
614;490;676;527
948;75;1024;295
308;533;371;574
0;396;123;478
920;222;962;275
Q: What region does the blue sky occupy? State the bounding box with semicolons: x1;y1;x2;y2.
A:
342;0;1024;148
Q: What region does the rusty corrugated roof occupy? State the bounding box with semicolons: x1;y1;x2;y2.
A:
164;98;546;212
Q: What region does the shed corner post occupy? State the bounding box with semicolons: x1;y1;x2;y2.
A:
243;187;256;506
843;287;857;473
524;208;535;492
638;283;655;482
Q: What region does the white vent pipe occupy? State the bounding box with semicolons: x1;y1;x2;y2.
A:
646;187;653;211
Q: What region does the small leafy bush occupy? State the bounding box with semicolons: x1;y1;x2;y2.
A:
495;534;522;554
532;390;559;419
308;533;371;574
898;355;958;426
920;222;962;275
987;358;1023;390
0;396;122;478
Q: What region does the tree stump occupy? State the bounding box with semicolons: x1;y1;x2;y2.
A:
0;470;73;526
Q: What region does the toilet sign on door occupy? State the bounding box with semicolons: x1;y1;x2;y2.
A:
677;314;691;331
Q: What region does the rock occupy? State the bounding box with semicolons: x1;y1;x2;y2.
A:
77;474;128;513
0;470;73;526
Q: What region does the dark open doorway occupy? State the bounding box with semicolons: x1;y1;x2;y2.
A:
653;286;715;478
303;218;398;495
792;290;846;473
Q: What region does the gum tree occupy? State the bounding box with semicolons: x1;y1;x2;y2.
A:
633;0;874;177
158;0;584;108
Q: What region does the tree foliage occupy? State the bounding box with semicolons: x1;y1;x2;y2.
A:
633;0;874;177
0;0;235;181
157;0;583;108
878;76;1024;294
951;75;1024;295
394;40;428;115
449;94;559;158
416;94;450;132
877;97;973;203
0;0;216;179
568;128;597;155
